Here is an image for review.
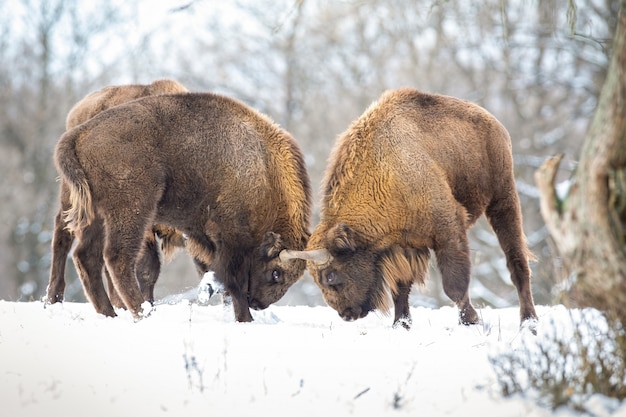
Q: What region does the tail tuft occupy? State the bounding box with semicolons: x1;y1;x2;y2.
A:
55;129;95;232
62;178;94;232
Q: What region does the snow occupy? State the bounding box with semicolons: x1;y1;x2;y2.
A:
0;300;623;417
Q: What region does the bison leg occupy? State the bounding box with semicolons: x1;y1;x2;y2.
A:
435;233;479;325
135;231;161;304
102;227;161;313
189;233;250;321
392;280;412;330
229;289;253;322
103;268;126;309
102;214;152;320
72;217;116;317
486;196;538;323
222;252;253;322
46;207;74;304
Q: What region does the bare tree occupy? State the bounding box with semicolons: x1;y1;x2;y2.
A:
535;0;626;321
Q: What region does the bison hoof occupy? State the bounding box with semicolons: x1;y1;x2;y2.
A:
393;315;412;330
235;311;254;322
43;295;62;306
458;306;480;326
521;317;538;336
132;301;154;322
42;297;52;305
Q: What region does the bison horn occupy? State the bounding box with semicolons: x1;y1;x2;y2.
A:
279;249;332;265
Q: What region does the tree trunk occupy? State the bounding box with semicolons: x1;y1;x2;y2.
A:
535;0;626;321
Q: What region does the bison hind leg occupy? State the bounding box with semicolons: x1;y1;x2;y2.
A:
102;216;153;320
46;208;75;304
434;233;479;326
458;304;480;326
485;195;538;324
104;268;126;309
72;218;116;317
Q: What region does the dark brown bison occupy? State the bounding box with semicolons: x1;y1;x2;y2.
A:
283;88;537;329
46;79;191;311
54;92;311;322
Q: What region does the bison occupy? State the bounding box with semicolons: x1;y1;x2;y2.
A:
54;92;311;322
46;79;191;311
283;88;538;329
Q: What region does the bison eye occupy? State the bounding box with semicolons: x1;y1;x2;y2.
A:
326;270;344;286
271;269;282;284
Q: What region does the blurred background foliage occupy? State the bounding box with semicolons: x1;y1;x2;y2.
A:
0;0;618;308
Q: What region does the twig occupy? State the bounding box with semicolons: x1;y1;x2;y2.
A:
354;387;370;399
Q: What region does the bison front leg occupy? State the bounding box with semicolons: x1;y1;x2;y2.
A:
228;288;253;322
392;281;412;330
435;234;479;326
135;231;162;304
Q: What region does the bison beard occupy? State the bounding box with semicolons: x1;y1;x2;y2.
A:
293;88;538;330
53;92;311;322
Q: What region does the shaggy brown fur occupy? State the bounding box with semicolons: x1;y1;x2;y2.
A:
305;88;537;329
54;92;311;322
65;79;189;130
46;79;190;309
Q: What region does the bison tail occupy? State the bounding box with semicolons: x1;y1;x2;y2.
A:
54;129;94;232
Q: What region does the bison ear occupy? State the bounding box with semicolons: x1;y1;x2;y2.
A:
260;231;284;259
326;223;358;253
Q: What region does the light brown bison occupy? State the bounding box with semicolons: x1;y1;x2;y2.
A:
46;79;191;311
65;79;189;129
54;92;311;322
283;88;537;329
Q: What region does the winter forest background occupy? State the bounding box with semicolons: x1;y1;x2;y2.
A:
0;0;618;309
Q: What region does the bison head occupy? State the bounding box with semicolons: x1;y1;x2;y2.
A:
247;232;308;311
284;223;392;322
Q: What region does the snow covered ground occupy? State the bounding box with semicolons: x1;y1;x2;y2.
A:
0;299;623;417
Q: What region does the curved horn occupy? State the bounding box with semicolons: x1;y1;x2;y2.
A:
279;248;332;265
